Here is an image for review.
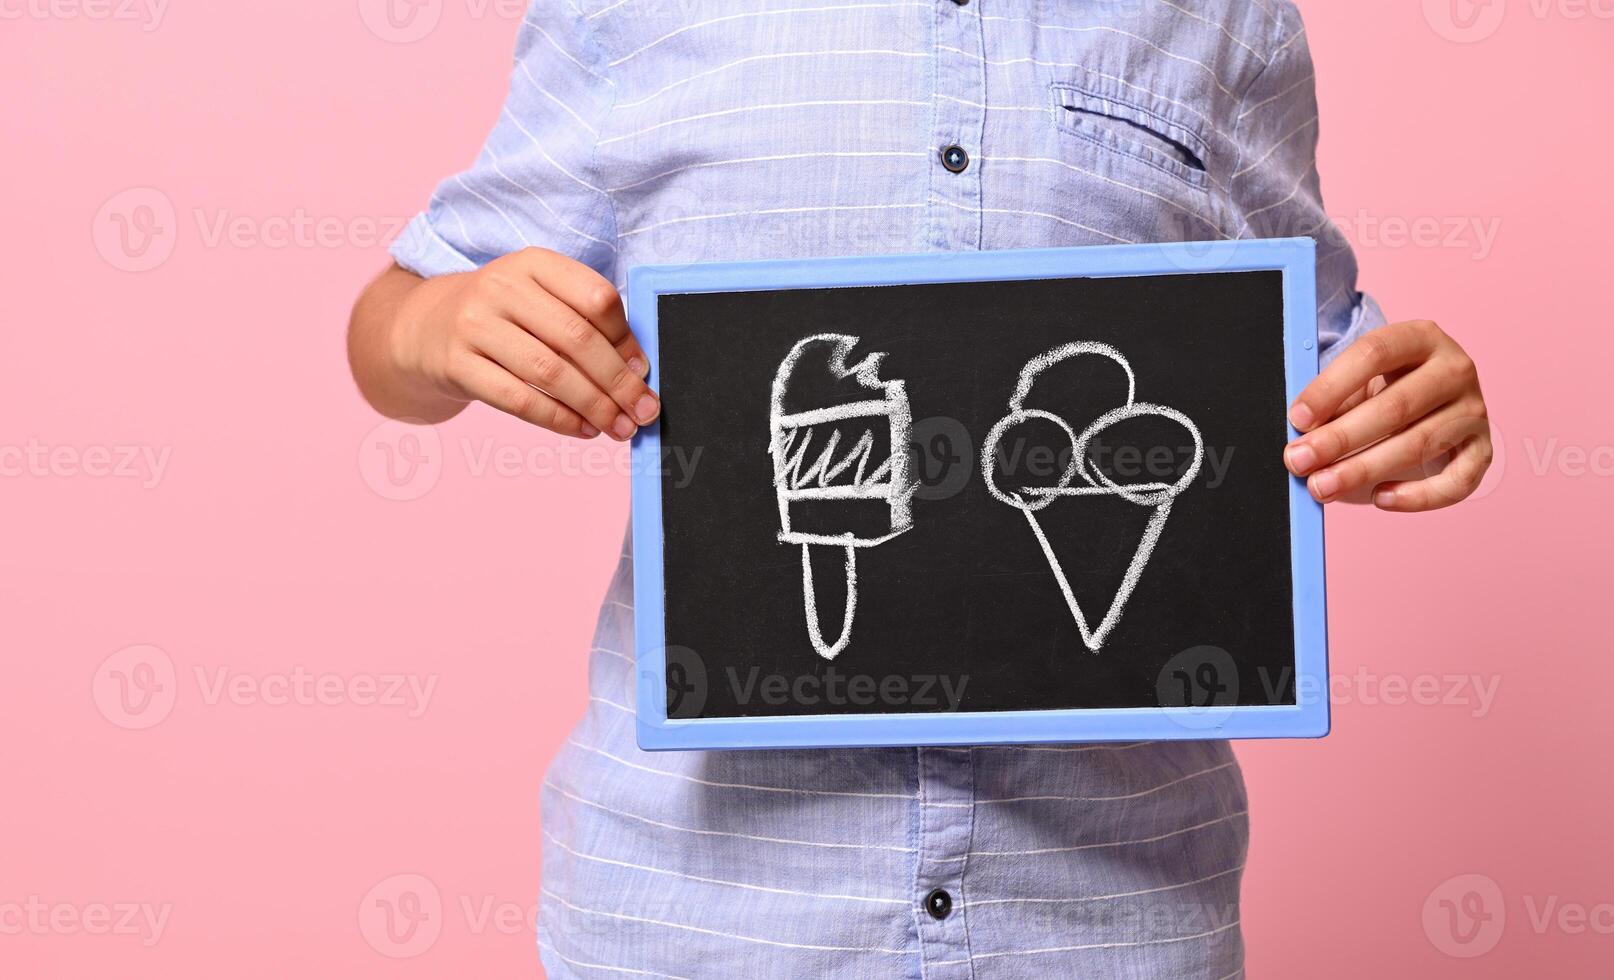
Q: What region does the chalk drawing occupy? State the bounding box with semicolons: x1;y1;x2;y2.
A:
981;343;1203;652
770;334;916;660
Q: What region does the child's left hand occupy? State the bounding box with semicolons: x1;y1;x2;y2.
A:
1283;320;1492;511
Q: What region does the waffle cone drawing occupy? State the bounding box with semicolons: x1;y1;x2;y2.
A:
981;342;1204;652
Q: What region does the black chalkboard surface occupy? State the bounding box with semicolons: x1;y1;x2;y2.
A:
629;243;1327;749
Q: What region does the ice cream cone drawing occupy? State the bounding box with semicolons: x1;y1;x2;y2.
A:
769;334;916;660
980;342;1204;652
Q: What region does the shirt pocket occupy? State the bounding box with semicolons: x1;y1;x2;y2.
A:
1050;78;1212;192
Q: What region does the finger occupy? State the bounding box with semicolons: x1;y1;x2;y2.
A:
1373;427;1494;513
495;281;660;427
1303;402;1477;503
517;248;647;370
471;321;638;440
1331;381;1375;417
1284;364;1451;476
452;350;596;438
1290;322;1440;432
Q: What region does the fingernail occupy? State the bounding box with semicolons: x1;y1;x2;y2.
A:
627;356;648;378
1374;489;1397;508
580;422;600;439
610;413;636;440
1289;402;1315;430
633;394;660;425
1311;470;1339;501
1285;443;1317;474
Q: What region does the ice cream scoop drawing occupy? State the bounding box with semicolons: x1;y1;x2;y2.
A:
769;334;916;660
981;342;1203;652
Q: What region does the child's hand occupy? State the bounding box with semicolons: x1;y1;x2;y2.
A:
394;248;657;440
1282;320;1491;511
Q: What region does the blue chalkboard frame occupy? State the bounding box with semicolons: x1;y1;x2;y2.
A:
628;239;1327;750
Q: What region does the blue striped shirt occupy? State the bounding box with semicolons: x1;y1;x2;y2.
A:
392;1;1381;976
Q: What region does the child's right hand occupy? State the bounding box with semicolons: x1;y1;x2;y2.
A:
359;248;659;440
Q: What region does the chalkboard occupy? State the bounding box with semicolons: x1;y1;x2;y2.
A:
629;241;1327;750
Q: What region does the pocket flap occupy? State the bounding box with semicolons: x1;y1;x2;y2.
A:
1052;75;1213;184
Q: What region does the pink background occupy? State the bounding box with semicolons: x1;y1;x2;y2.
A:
4;1;1611;975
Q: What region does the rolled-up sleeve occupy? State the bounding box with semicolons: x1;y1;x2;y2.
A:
1229;11;1385;365
390;0;618;281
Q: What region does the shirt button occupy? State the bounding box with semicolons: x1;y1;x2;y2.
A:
924;888;953;920
940;145;969;173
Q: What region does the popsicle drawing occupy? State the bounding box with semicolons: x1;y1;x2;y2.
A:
769;334;916;660
981;342;1204;652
